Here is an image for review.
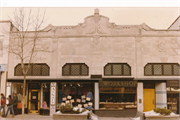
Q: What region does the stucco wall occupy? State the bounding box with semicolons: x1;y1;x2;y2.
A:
7;12;180;80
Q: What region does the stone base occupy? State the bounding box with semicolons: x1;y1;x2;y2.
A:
146;115;179;120
53;113;88;120
94;109;137;117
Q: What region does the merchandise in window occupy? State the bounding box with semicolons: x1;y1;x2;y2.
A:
41;83;50;109
167;87;180;114
99;87;137;110
56;82;94;109
12;83;27;108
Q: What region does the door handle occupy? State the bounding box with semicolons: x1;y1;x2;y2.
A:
153;100;154;104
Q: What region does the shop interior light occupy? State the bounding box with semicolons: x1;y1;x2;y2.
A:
70;84;72;86
43;83;47;88
64;84;66;87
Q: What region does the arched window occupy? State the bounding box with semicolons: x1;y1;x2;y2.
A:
62;63;89;76
104;63;131;76
144;63;180;76
14;63;50;76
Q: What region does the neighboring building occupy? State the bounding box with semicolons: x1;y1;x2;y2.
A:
7;9;180;117
168;15;180;29
0;21;14;95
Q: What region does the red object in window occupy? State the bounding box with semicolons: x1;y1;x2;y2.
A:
17;103;22;108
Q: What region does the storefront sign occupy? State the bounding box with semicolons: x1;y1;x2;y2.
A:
32;96;36;99
51;86;55;104
99;81;137;87
78;104;82;108
82;99;86;103
70;99;74;103
81;95;85;99
84;104;88;107
88;102;93;106
67;96;72;99
86;97;90;101
62;97;67;101
0;64;4;71
167;80;179;87
61;103;65;106
76;99;81;103
66;100;69;104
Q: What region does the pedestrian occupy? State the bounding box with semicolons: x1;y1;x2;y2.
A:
13;93;18;115
5;95;14;117
0;93;6;117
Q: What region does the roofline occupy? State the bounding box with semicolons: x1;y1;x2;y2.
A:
0;20;12;23
168;15;180;29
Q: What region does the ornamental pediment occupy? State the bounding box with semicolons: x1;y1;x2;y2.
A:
42;9;147;36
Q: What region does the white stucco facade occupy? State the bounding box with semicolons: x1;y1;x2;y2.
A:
0;21;12;95
5;9;180;116
168;16;180;30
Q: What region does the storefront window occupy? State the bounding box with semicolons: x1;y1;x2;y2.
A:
167;86;180;113
41;83;50;109
99;86;137;110
166;80;180;113
56;82;94;109
12;83;27;108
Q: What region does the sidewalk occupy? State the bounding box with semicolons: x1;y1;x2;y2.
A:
0;114;130;120
1;114;180;120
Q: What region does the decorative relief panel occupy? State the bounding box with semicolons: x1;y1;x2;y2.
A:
158;41;166;52
171;38;180;55
43;9;141;36
93;36;100;45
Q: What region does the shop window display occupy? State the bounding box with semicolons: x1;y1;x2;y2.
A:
167;87;180;114
12;83;27;108
99;87;137;110
41;83;50;109
56;82;94;109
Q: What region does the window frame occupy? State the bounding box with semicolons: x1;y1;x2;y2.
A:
104;63;131;76
144;63;180;76
62;63;89;76
14;63;50;76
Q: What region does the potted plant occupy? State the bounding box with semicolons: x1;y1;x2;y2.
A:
144;107;179;120
53;104;89;120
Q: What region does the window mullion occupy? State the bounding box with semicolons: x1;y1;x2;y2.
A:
162;64;164;75
111;64;113;75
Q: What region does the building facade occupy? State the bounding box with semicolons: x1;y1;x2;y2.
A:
7;9;180;117
168;15;180;30
0;21;15;95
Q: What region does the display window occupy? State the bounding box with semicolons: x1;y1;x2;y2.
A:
167;87;180;113
56;82;94;109
99;87;137;110
41;83;50;109
12;83;27;108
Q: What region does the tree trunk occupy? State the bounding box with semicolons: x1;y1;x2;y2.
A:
21;74;26;120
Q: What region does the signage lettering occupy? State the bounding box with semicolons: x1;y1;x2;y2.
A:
167;80;179;87
100;81;137;87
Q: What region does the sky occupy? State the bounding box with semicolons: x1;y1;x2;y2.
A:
0;0;180;29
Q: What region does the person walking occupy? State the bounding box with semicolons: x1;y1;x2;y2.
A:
5;95;14;117
0;93;6;117
13;93;18;115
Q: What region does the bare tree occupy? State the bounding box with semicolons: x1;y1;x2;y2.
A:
7;8;47;119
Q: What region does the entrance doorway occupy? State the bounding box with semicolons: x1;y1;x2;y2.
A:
143;89;155;112
143;83;155;112
29;89;40;113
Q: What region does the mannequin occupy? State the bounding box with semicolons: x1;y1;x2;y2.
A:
86;89;93;100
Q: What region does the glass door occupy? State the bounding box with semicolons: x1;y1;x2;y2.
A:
29;89;40;113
